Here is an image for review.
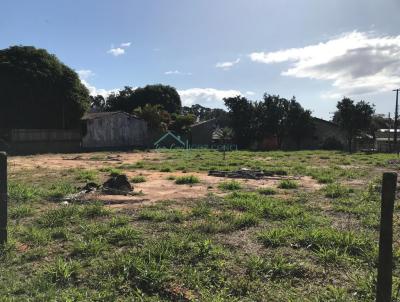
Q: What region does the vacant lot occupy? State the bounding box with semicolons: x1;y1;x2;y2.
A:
2;149;400;301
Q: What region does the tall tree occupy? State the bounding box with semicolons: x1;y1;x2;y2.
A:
286;99;314;149
224;96;255;148
169;113;196;135
107;84;181;114
0;46;89;129
133;104;171;131
333;97;375;152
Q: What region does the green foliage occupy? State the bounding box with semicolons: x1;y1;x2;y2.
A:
218;180;242;191
333;97;375;152
8;182;40;203
130;175;146;183
175;175;200;184
278;179;298;189
107;84;181;113
257;187;277;195
324;183;353;198
0;46;89;129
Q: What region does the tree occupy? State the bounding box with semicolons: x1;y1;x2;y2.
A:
169;113;196;135
333;97;375;152
224;96;255;148
90;95;106;112
286;99;314;149
133;104;171;131
256;94;290;148
0;46;89;129
107;84;181;114
218;127;234;160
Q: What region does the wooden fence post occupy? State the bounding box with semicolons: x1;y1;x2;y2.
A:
0;152;7;245
376;172;397;302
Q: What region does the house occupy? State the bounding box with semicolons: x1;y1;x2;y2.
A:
375;129;399;152
189;118;230;147
81;111;149;149
281;117;347;150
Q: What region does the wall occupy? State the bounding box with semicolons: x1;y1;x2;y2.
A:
82;113;148;149
5;129;81;154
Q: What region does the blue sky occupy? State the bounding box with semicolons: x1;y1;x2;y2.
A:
2;0;400;119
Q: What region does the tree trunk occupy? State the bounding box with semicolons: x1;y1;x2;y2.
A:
348;137;352;153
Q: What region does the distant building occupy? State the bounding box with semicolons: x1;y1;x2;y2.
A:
281;118;347;150
81;111;149;149
189;118;230;146
375;129;398;152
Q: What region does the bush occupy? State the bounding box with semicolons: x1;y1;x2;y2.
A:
131;176;146;183
257;187;277;195
218;180;242;191
175;175;199;185
321;137;344;150
278;180;298;189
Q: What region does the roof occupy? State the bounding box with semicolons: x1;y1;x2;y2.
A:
312;117;340;127
190;118;217;128
81;111;141;120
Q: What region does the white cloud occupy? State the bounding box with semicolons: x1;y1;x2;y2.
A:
77;69;95;80
164;70;192;76
80;79;119;97
249;31;400;97
107;47;125;56
120;42;131;47
178;88;241;108
216;58;240;70
246;91;256;96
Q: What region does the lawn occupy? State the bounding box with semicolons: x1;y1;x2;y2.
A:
2;149;400;301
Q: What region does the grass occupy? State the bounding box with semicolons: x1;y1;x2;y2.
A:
278;179;299;189
130;175;146;183
174;175;200;185
218;180;242;191
3;149;399;301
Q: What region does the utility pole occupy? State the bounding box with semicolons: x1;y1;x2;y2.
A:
393;89;400;155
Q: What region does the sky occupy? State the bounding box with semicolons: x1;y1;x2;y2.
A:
2;0;400;119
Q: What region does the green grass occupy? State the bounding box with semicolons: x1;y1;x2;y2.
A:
130;175;146;183
174;175;200;184
257;187;277;195
218;180;242;191
278;179;299;189
3;149;398;301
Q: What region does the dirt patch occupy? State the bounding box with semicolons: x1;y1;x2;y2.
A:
84;171;321;209
9;151;163;172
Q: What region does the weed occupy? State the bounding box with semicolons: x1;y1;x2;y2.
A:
324;183;353;198
131;175;146;183
278;180;298;189
257;187;277;195
175;175;200;185
218;180;242;191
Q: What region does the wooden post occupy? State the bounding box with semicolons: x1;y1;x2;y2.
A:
0;152;7;245
376;172;397;302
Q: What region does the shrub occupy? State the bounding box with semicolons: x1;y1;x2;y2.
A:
218;180;242;191
278;180;298;189
257;187;277;195
175;175;200;185
321;137;344;150
131;175;146;183
324;183;353;198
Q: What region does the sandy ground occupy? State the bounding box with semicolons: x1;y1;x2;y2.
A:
8;151;164;171
9;152;321;209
